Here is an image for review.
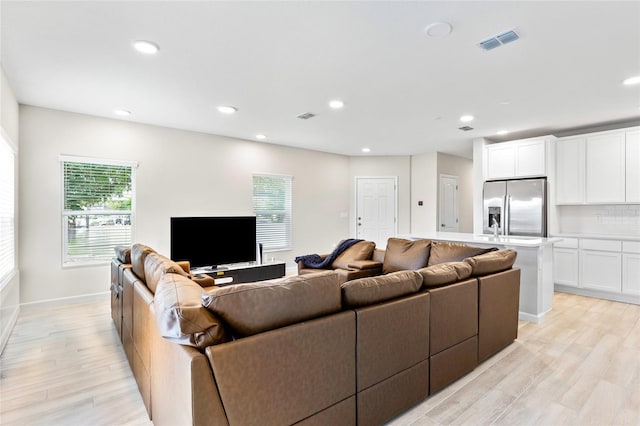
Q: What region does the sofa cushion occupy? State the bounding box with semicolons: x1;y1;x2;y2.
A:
114;245;131;264
427;241;496;266
382;238;431;274
131;243;156;280
332;240;376;269
202;271;341;337
144;252;190;294
341;270;423;308
154;273;229;350
417;262;473;288
465;249;517;276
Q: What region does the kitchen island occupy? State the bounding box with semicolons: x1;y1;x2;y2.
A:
400;232;561;323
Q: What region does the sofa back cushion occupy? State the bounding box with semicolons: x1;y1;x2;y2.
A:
144;252;190;294
341;270;423;307
382;238;431;274
465;249;517;276
332;240;376;269
202;271;341;337
428;241;496;266
417;262;472;288
154;273;229;350
131;243;156;280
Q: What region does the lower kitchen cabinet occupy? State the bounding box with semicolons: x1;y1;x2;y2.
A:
580;250;622;292
553;238;579;287
622;242;640;296
554;237;639;304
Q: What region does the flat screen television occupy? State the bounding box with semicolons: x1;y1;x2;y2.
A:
170;216;257;269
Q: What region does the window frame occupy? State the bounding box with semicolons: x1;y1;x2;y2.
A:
60;155;138;267
252;173;293;252
0;128;17;289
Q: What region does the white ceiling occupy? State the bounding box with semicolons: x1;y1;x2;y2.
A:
2;1;639;158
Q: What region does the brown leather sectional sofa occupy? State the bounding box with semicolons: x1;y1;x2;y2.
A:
110;238;520;426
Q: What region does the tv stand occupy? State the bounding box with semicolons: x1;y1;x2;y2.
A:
196;261;286;286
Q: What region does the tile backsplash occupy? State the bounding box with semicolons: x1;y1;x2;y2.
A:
556;205;640;236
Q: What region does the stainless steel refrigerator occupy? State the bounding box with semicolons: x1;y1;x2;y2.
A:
482;178;547;237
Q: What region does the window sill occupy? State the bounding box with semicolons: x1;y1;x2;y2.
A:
62;259;111;269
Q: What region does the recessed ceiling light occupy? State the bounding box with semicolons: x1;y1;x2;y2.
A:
499;100;511;105
424;22;452;38
255;134;267;140
329;100;344;109
496;130;509;136
217;105;237;114
113;109;131;116
460;115;474;122
133;40;159;55
623;75;640;86
361;148;371;153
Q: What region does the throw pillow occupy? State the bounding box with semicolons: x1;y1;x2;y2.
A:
382;238;431;274
202;271;341;337
427;241;496;266
341;270;423;307
464;249;517;276
417;262;473;288
332;240;376;269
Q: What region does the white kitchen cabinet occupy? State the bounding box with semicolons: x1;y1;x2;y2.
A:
485;143;516;179
555;137;585;204
553;238;579;287
585;133;626;203
580;239;622;292
485;138;547;180
626;130;640;202
554;248;579;286
622;241;640;295
516;139;547;177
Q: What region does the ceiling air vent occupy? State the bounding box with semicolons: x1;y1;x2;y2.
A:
479;29;520;51
459;126;474;131
296;112;315;120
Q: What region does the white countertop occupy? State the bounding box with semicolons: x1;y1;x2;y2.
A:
399;232;561;248
551;233;640;242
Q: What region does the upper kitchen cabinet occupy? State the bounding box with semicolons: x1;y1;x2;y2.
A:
555;126;640;205
626;130;640;202
555;137;585;204
484;137;549;180
586;132;626;203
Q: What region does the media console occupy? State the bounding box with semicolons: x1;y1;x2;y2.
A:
194;261;286;286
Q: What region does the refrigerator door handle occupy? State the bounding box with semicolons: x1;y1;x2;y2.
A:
505;194;510;235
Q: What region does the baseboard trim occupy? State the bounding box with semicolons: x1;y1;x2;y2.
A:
20;291;110;310
518;309;549;324
554;285;640;305
0;304;20;355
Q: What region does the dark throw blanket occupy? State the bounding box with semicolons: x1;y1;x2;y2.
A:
294;238;363;269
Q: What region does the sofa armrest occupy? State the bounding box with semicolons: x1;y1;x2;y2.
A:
190;273;216;288
347;260;383;270
296;254;329;271
176;260;190;274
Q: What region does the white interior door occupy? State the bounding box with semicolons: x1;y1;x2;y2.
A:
439;175;459;232
355;177;397;248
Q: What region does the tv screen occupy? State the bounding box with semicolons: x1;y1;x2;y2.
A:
170;216;257;269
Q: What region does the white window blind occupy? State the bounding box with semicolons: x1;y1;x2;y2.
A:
61;156;136;265
0;134;16;285
252;174;292;251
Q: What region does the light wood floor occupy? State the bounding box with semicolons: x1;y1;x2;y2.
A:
1;292;638;425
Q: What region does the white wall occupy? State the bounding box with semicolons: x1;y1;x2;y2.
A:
1;67;20;352
437;152;473;233
410;153;437;233
19;106;350;303
472;138;487;234
348;156;411;240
